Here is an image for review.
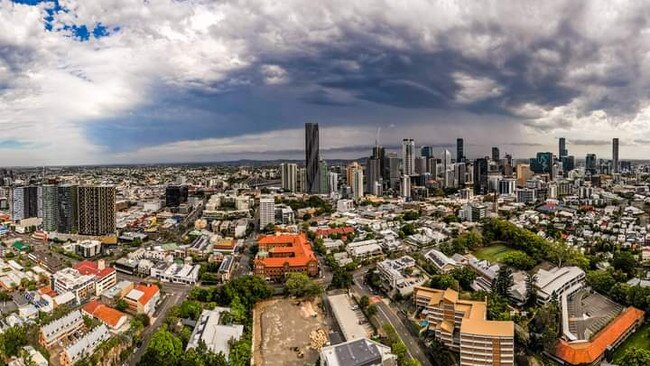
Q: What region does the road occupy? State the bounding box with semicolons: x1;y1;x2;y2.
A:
351;271;433;366
127;281;192;366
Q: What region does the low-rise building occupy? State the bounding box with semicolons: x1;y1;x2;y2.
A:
254;234;318;281
39;310;84;348
60;325;111;366
82;300;128;331
425;249;458;273
186;308;244;360
124;283;160;316
319;338;396;366
535;266;585;304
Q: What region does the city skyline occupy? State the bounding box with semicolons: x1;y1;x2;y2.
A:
3;1;650;165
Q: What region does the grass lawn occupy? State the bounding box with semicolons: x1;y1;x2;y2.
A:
613;322;650;362
473;243;520;263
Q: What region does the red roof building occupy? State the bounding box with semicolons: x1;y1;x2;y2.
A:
315;227;355;238
82;300;128;330
254;234;318;281
73;260;117;296
554;307;645;365
124;284;160;315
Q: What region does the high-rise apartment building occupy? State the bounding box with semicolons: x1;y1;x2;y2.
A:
365;156;381;194
305;122;320;193
280;163;298;192
401;138;415;176
328;172;338;194
352;169;364;199
77;186;116;236
57;185;78;234
559;137;567;158
259;195;275;229
612;138;619;173
39;185;58;232
387;154;401;190
456;138;464;162
515;164;533;187
319;160;330;194
420;146;433;158
11;186;39;221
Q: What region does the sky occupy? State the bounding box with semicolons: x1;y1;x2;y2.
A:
1;0;650;165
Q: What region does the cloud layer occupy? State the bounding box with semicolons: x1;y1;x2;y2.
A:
2;0;650;164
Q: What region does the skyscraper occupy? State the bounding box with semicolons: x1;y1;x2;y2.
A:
352;169;364;199
456;138;464;162
365;156;381;194
165;185;188;207
57;184;78;234
420;146;433;158
530;152;553;174
77;186;116;236
612;138;619;173
280;163;298;192
11;186;39;221
491;147;500;162
305;123;320;193
559;137;567;158
473;158;489;195
319;160;329;194
585;153;597;175
402;138;415;176
39;185;58;232
387;153;401;190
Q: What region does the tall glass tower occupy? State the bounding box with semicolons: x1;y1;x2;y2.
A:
305;122;320;193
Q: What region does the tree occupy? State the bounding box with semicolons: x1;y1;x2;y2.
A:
0;326;28;357
586;269;616;294
331;268;353;289
229;295;247;323
138;328;183;366
366;304;378;317
450;267;476;290
612;251;637;278
525;273;538;307
429;274;458;291
178;300;203;321
491;266;513;298
116;299;128;312
618;347;650;366
501;251;536;270
229;338;252;366
359;295;370;309
391;341;408;360
284;273;322;298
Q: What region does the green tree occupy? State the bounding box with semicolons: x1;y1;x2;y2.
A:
229;295;247;323
359;295;370;309
178;300;203;321
491;266;513;298
612;251;637;278
586;269;616;294
366;304;378;317
0;326;28;357
618;347;650;366
284;273;322;298
501;251;536;270
115;299;128;312
138;327;183;366
229;338;252;366
429;274;458;291
450;267;476;290
525;273;538;307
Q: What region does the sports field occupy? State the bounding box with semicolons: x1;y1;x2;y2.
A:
473;243;519;263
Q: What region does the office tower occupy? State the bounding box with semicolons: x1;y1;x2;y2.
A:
401;138;415;176
612;138;619;173
319;160;329;194
530;152;553;174
585;154;597;175
372;145;386;184
387;153;401;190
515;164;533;187
305;123;321;193
473;158;489;195
455;162;467;187
259;195;275;229
365;156;381;194
561;156;575;172
420;146;433;158
280;163;298;192
426;156;437;177
400;175;411;198
346;162;361;185
297;168;307;193
491;147;500;162
352;169;364;199
457;138;464;162
441;149;452;186
57;185;78;233
328;172;338;194
414;156;427;175
498;178;516;195
165;185;188;208
559;137;567;158
11;186;39;221
39;185;58;232
77;186;116;236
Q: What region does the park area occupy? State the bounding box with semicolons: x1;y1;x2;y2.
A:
252;298;331;366
613;323;650;362
473;243;519;263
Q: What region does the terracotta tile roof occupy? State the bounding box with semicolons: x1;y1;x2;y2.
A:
38;286;58;297
82;300;127;329
315;227;355;238
256;234;317;268
554;307;645;365
131;284;159;306
74;260;115;279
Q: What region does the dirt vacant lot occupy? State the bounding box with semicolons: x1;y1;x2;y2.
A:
253;298;329;366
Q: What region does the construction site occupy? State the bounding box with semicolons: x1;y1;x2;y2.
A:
252;298;332;366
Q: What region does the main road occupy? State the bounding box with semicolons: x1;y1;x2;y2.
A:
351;270;433;366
